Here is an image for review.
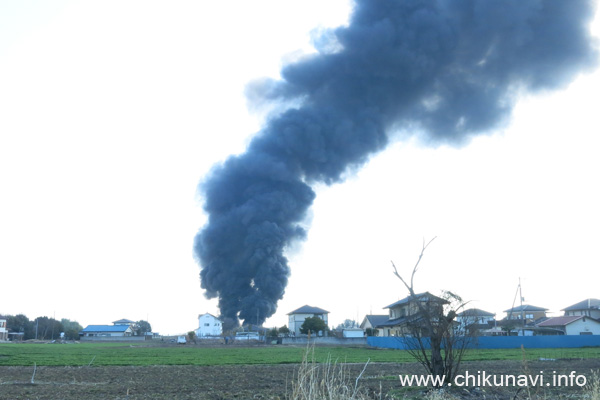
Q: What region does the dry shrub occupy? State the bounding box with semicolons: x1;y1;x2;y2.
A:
287;345;372;400
586;370;600;400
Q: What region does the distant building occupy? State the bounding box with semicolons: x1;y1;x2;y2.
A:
376;292;448;337
562;299;600;319
342;328;364;338
112;319;135;326
537;316;600;335
360;315;389;336
80;318;139;339
498;305;549;336
287;305;329;335
196;313;222;337
80;324;133;337
0;315;7;341
504;305;548;323
456;308;496;335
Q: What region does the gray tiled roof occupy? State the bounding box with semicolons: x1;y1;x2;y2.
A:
562;299;600;311
384;292;447;309
503;304;548;313
457;308;495;317
112;319;135;324
537;316;587;327
376;313;426;327
363;315;389;327
287;305;329;315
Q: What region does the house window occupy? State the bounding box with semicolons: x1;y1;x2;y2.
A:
525;314;533;319
204;323;210;327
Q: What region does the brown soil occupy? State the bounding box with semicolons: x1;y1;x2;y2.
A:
0;359;598;399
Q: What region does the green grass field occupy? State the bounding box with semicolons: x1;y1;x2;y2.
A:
0;342;598;367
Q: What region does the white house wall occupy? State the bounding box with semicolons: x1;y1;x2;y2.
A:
197;314;222;337
0;319;7;341
565;318;600;335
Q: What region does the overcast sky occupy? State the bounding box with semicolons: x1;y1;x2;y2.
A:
1;1;599;335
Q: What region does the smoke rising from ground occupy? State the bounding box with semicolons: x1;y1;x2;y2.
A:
194;0;597;326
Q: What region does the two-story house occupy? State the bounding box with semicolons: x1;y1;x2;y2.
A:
500;304;549;336
456;308;496;335
287;305;329;335
503;305;548;324
196;313;222;337
533;298;600;336
537;315;600;335
562;299;600;319
375;292;448;337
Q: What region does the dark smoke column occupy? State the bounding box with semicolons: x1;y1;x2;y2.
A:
194;0;597;326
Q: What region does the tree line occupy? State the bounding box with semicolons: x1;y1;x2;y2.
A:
3;314;83;340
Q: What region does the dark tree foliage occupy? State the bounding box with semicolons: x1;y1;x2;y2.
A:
335;319;358;330
278;325;290;335
5;314;83;341
7;314;34;340
61;319;83;340
133;320;152;336
33;317;63;340
299;316;328;335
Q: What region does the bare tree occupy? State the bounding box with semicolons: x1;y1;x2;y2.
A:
391;238;473;387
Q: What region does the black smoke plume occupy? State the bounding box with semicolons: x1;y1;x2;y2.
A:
194;0;597;326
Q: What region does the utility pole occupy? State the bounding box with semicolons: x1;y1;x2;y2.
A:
519;278;525;336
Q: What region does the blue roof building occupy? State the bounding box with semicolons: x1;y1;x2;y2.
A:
80;324;133;337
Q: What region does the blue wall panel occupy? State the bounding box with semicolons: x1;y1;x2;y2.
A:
367;335;600;350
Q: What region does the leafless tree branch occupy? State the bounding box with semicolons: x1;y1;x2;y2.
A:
390;237;474;387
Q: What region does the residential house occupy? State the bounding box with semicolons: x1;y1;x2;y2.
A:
80;318;137;338
360;315;389;336
562;299;600;319
456;308;496;335
196;313;222;337
80;324;133;337
504;305;548;323
287;305;329;335
375;292;448;337
500;305;548;336
537;316;600;335
0;315;7;341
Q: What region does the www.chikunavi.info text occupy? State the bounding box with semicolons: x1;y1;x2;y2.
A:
399;371;587;387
